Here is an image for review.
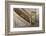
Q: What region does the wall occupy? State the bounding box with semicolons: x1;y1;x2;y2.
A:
0;0;46;36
